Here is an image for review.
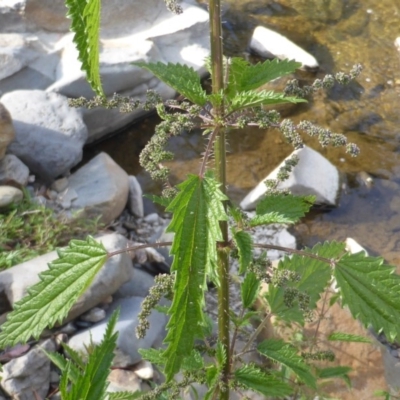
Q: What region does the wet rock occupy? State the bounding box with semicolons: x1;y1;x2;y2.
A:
240;146;339;210
0;154;29;186
289;0;343;22
107;369;142;394
0;185;23;208
0;339;55;400
69;296;168;366
395;37;400;52
250;26;319;70
128;175;144;218
0;233;133;322
1;90;88;181
0;103;15;160
66;152;129;225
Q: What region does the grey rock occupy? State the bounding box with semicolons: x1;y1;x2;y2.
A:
1;90;87;181
250;26;319;70
240;146;339;210
128;175;144;218
68;296;168;366
50;177;68;193
0;339;55;400
114;267;155;299
0;154;29;186
0;185;23;208
0;233;133;322
25;0;70;32
144;213;159;224
107;369;142;394
0;102;15;160
66;152;129;224
80;307;106;323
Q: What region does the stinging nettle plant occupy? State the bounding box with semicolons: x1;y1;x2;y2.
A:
1;0;400;399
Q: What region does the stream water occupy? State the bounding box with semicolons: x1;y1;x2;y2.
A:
84;0;400;265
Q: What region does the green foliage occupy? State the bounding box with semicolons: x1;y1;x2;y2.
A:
257;338;316;389
334;252;400;341
0;193;101;269
0;236;107;348
163;173;227;380
249;194;315;227
265;242;339;324
241;272;260;308
232;228;252;274
226;58;302;97
65;0;103;95
327;332;371;343
133;62;208;106
56;310;119;399
234;364;293;397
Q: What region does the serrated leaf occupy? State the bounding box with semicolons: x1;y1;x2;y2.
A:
0;236;108;348
334;252;400;341
229;90;305;112
317;366;352;379
241;272;260;309
216;341;226;368
226;58;301;97
163;174;227;380
44;351;80;384
328;332;371;343
265;242;342;324
133;62;207;106
257;339;316;389
62;342;86;370
144;194;172;208
139;348;166;367
108;392;143;400
249;194;315;227
65;0;103;95
232;229;252;274
234;365;293;397
66;310;119;400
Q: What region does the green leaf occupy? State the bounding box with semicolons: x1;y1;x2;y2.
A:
216;341;227;368
265;242;342;324
229;90;305;113
65;0;103;95
328;332;371;344
241;272;261;309
234;365;293;397
317;366;352;379
0;236;108;348
66;310;120;400
249;194;315;227
144;194;173;208
226;58;301;97
163;174;227;380
133;62;208;106
334;252;400;341
232;229;252;274
44;351;80;384
139;348;166;367
257;339;316;389
108;392;143;400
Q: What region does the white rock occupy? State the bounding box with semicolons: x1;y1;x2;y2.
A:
240;146;339;211
0;154;29;186
66;152;129;224
0;185;23;207
133;360;154;380
128;175;144;218
345;238;368;255
107;369;142;394
1;90;88;181
250;26;319;70
0;339;55;400
0;233;133;322
68;296;168;366
395;37;400;52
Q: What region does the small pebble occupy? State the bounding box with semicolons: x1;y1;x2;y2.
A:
75;320;93;329
144;213;159;224
55;333;68;349
80;307;106;323
133;360;154;380
59;322;77;335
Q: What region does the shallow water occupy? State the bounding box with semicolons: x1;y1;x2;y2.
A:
85;0;400;265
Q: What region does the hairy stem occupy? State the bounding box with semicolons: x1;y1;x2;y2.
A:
209;0;230;398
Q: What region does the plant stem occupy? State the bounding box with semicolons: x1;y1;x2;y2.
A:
209;0;230;398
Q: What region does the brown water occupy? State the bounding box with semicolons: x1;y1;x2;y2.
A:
85;0;400;265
